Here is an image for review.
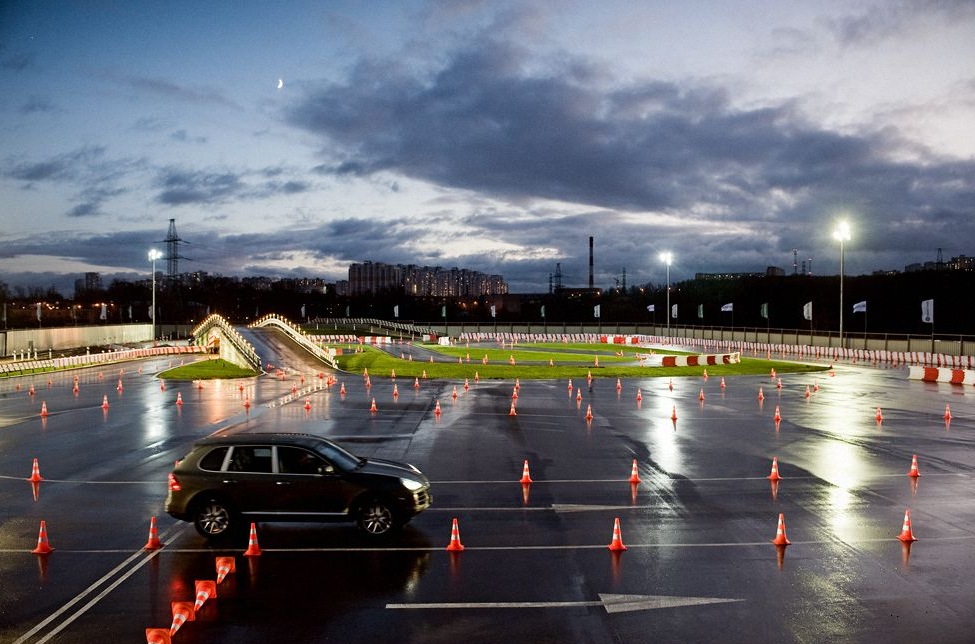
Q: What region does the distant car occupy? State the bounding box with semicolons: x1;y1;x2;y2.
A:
165;433;432;537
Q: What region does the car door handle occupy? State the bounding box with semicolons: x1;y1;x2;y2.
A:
275;481;291;486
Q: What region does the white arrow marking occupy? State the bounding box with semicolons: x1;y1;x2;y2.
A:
386;593;742;613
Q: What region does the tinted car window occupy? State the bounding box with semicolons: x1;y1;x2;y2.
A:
228;446;273;473
313;441;361;471
198;446;229;471
278;446;328;474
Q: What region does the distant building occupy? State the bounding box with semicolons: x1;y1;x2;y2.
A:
695;267;783;280
905;254;974;272
348;261;507;297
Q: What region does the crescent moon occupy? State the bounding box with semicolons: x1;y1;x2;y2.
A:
277;78;284;89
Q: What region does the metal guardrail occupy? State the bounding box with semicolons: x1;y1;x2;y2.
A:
191;314;263;372
250;314;338;370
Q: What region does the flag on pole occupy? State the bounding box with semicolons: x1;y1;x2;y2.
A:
697;304;703;319
441;305;447;319
921;299;934;324
802;301;812;321
594;304;601;319
853;301;866;313
100;303;107;320
490;305;496;318
301;304;306;318
721;303;733;312
36;303;42;322
646;304;655;313
541;305;546;318
760;302;768;319
671;304;678;318
393;305;399;318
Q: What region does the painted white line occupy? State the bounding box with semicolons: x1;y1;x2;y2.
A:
12;525;187;644
386;593;744;613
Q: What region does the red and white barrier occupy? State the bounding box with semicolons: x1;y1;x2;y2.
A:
908;366;975;385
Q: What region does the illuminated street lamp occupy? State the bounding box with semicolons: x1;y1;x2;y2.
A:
833;221;851;347
148;249;163;341
660;252;673;333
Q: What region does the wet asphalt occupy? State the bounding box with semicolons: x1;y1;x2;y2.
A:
1;332;974;643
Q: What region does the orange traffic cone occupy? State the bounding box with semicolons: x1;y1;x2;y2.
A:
31;520;54;554
907;455;921;478
897;509;917;542
607;517;627;551
452;386;458;400
757;387;765;402
215;556;236;583
635;388;642;402
770;368;776;379
804;385;811;399
668;379;673;391
175;392;183;406
944;404;952;421
102;395;110;410
585;404;593;421
393;384;399;398
508;401;517;416
576;389;582;402
616;378;622;392
512;388;518;400
567;379;573;392
193;579;217;611
434;400;442;416
628;459;641;484
243;522;261;556
446;518;464;551
519;460;533;484
720;377;726;389
771;513;790;546
40;401;49;417
145;627;173;644
698;389;705;401
464;378;470;391
414;377;420;390
702;369;708;380
27;458;43;483
767;457;782;481
670;405;678;422
169;601;195;636
773;405;782;422
875;407;883;423
369;398;378;413
144;516;163;550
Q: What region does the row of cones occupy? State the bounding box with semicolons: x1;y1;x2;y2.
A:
516;459;643;485
29;516;167;555
146;558;235;641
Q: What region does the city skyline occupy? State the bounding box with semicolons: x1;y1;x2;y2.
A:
2;1;974;295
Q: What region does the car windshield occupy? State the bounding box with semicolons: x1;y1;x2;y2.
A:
313;440;363;471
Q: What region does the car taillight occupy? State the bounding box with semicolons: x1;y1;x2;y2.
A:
168;473;181;492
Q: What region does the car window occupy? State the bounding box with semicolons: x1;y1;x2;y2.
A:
314;441;361;471
278;446;330;475
227;446;273;473
198;446;229;471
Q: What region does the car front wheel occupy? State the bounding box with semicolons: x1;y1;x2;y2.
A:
356;499;397;536
193;497;235;538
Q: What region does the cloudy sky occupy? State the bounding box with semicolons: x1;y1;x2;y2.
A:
2;0;974;295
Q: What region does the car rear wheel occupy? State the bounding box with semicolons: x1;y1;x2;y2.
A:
193;497;236;538
356;499;397;536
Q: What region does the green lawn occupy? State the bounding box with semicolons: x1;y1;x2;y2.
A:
332;343;827;380
157;358;259;380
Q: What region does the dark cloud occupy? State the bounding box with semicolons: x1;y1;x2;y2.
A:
18;96;56;114
826;0;975;47
284;33;975;285
155;168;244;205
170;129;208;145
5;146;107;183
115;74;242;110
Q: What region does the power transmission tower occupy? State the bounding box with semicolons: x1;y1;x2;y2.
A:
161;219;189;283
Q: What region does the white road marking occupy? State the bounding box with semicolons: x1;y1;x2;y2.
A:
386;593;744;613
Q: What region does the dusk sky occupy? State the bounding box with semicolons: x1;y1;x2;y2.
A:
2;1;974;295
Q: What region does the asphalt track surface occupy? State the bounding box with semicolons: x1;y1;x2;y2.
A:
2;330;975;643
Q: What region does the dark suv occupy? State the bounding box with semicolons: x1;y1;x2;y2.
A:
165;433;432;537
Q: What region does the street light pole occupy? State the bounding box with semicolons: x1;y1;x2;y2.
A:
148;249;162;342
833;221;850;348
660;252;672;334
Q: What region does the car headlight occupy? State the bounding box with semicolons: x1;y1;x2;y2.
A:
401;477;425;491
